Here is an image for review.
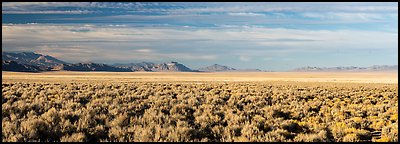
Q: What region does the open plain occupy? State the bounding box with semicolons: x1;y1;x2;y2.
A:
2;71;398;84
2;71;398;142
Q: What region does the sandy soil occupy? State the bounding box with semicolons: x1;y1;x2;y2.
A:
2;71;397;84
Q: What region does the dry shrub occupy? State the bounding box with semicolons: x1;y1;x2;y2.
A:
60;132;87;142
2;81;398;142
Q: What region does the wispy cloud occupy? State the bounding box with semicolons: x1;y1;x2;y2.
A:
135;48;153;53
2;2;93;8
3;24;397;64
164;2;397;14
3;2;397;14
2;10;94;14
301;12;393;21
239;56;251;62
227;12;265;16
2;2;97;14
3;24;397;48
2;2;397;70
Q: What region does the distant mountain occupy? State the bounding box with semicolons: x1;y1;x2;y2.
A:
292;65;398;72
152;61;193;72
114;62;156;71
197;64;236;72
368;65;398;71
292;66;324;72
52;63;132;72
2;52;67;70
1;52;195;72
234;69;263;72
5;51;395;73
197;64;264;72
114;61;194;72
2;60;41;72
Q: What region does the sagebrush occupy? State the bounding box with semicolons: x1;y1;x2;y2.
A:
2;81;398;142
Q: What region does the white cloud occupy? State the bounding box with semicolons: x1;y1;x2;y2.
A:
263;57;273;61
55;10;396;29
301;12;389;21
301;13;326;19
2;10;93;14
135;48;153;53
160;53;217;60
1;2;397;70
1;2;115;11
3;24;397;47
2;2;397;15
33;45;99;62
2;2;97;14
2;24;397;63
164;3;396;14
227;12;265;16
239;56;251;61
2;2;95;8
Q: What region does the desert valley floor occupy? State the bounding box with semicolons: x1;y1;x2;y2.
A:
2;71;398;84
2;71;398;142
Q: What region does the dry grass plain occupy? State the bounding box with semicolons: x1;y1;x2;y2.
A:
2;71;398;83
2;71;398;142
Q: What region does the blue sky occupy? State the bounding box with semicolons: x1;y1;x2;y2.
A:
2;2;398;71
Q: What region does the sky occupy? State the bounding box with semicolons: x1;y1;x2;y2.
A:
2;2;398;71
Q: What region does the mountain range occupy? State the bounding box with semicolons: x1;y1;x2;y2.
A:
1;52;199;72
292;65;398;72
2;60;42;72
113;61;194;72
2;52;68;71
52;63;132;72
197;64;236;72
1;51;398;72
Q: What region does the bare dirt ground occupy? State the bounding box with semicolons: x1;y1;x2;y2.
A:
2;71;397;84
